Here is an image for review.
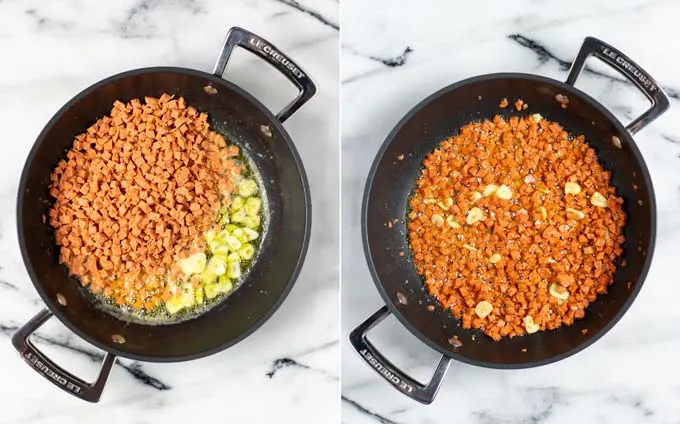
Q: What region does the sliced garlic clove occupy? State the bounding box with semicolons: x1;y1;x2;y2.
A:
466;207;484;225
446;215;460;229
564;182;581;195
470;191;482;204
437;197;454;210
431;214;445;226
483;184;499;197
591;191;607;208
495;184;513;200
475;300;493;319
524;316;539;334
549;283;570;301
565;208;585;220
489;253;502;264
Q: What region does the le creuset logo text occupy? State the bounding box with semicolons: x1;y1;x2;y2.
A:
25;351;83;394
601;47;657;92
359;348;414;393
248;37;306;79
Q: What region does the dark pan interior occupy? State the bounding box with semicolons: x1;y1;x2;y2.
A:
18;68;310;361
363;73;655;368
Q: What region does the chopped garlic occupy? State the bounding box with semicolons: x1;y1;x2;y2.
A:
566;208;585;220
475;301;493;319
495;185;513;200
423;198;436;204
466;207;484;224
539;206;547;220
549;283;570;301
437;197;454;210
524;316;539;334
178;252;207;276
446;215;460;229
565;182;581;195
591;191;607;208
483;184;499;197
462;244;477;252
489;253;502;264
431;214;444;226
470;191;482;204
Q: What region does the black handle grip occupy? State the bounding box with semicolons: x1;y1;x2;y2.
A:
212;26;317;123
566;36;670;134
12;309;116;403
349;306;452;404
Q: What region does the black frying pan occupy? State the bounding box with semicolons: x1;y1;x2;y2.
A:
13;27;316;402
350;37;670;404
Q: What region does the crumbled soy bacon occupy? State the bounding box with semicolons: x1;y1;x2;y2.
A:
48;94;242;311
407;115;626;340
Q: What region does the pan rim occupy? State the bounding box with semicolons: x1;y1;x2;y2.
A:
361;71;656;369
16;66;312;362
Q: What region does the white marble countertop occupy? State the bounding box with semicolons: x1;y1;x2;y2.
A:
0;0;338;423
341;0;680;423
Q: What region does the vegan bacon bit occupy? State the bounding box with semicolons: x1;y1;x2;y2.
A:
499;98;509;108
407;115;626;340
514;99;525;111
48;94;242;312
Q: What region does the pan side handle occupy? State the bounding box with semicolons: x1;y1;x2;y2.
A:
211;27;317;123
12;309;116;403
349;306;452;404
566;37;670;135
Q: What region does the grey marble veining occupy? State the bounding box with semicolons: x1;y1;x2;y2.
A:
341;0;680;423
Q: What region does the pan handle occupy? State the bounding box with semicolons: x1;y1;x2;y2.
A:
11;309;116;403
565;36;670;135
212;27;317;123
349;306;452;404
